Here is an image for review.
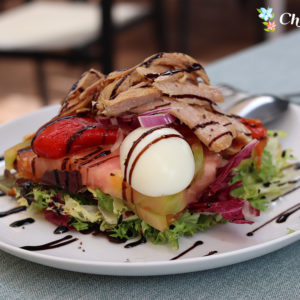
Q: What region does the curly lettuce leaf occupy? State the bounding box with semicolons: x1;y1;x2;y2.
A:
63;195;101;223
110;211;225;249
68;218;90;231
231;130;298;211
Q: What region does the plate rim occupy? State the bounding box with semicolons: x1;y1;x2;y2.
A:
0;228;298;275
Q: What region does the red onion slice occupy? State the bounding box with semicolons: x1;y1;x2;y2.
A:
138;113;175;128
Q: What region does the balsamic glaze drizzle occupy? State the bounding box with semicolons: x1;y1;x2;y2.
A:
21;235;78;251
145;63;203;80
110;70;134;100
10;218;35;227
88;155;119;168
54;225;69;234
0;206;27;218
276;206;300;223
31;115;77;148
281;162;300;171
66;125;97;154
122;125;168;201
192;121;219;131
61;158;70;170
208;131;233;147
110;53;163;100
80;150;111;166
31;157;36;177
247;203;300;236
204;250;218;256
128;134;183;185
142;52;163;68
271;185;300;202
124;236;147;248
165;93;212;104
170;241;203;260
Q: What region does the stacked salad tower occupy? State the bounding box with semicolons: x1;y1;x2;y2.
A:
0;53;297;249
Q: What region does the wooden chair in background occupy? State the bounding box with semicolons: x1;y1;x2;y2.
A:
0;0;166;104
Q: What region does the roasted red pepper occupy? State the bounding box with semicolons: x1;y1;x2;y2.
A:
32;116;118;159
241;118;268;168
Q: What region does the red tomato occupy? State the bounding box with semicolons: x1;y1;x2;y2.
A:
241;118;268;168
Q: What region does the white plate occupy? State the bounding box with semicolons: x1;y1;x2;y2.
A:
0;104;299;276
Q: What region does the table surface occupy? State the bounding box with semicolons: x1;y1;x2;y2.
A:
1;30;300;300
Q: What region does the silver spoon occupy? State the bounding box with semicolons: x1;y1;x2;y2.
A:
215;84;289;124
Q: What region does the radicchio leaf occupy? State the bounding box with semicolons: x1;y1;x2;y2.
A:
188;180;260;224
188;140;260;224
209;139;259;194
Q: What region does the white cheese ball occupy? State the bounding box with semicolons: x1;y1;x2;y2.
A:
120;126;195;197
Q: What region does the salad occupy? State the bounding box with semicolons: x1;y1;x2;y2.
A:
0;52;298;249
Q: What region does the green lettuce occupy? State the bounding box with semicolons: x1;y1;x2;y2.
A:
110;211;225;249
89;188;129;227
30;188;53;212
231;130;298;211
63;195;101;223
68;218;90;231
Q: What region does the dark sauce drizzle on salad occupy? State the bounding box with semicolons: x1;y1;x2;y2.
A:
271;185;300;202
54;225;69;234
66;125;97;154
276;205;300;223
31;114;78;147
192;121;219;131
142;52;163;68
110;53;164;99
21;235;78;251
164;93;213;105
247;202;300;236
170;241;203;260
128;134;183;185
208;131;233;148
10;218;35;227
145;63;203;80
31;157;37;177
0;206;27;218
204;250;218;256
124;236;147;248
80;150;111;166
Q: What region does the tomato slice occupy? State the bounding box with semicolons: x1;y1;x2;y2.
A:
32;116;118;159
241;118;268;168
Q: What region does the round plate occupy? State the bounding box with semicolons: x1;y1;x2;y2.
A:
0;104;299;276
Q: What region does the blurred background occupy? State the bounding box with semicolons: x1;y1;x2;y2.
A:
0;0;299;123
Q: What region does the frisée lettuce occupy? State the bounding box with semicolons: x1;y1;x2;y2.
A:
231;130;299;211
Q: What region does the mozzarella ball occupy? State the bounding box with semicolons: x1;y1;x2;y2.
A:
120;126;195;197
